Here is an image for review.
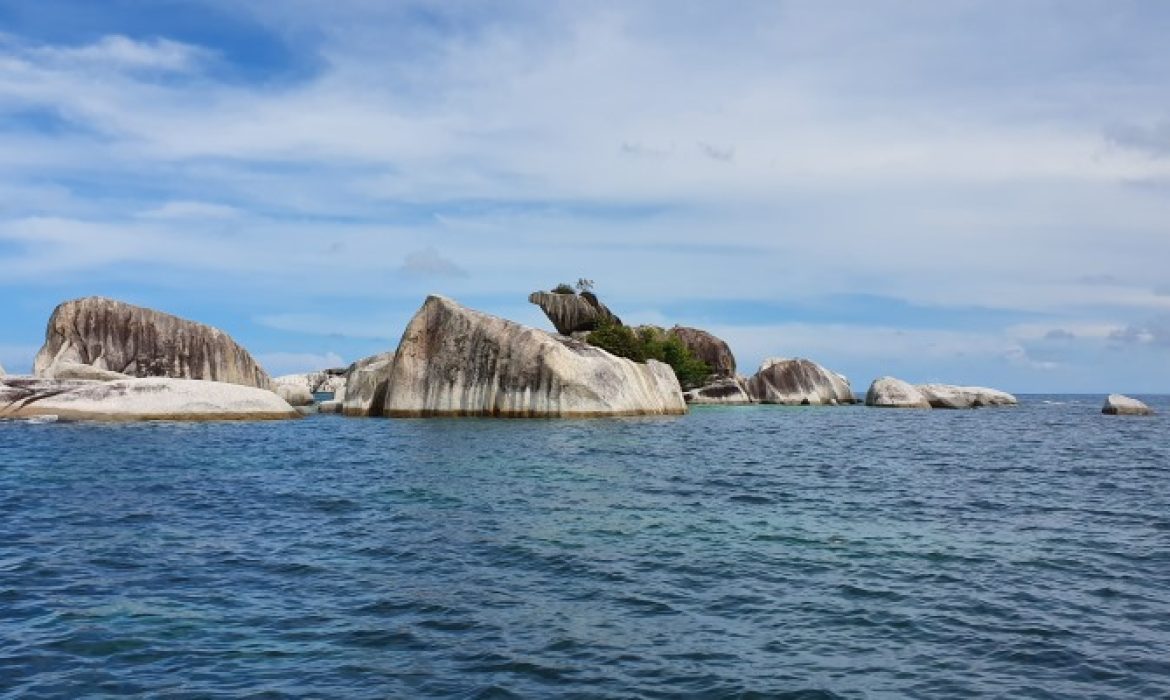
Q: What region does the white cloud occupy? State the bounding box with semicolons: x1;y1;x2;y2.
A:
137;201;241;220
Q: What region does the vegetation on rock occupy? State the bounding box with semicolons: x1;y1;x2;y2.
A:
586;318;711;390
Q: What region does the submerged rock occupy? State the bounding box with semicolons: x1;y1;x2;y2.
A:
0;377;298;422
1102;394;1154;416
683;377;754;405
668;326;736;380
745;358;856;405
33;297;271;389
865;377;931;408
342;352;396;417
528;290;622;335
380;295;685;417
917;384;1017;409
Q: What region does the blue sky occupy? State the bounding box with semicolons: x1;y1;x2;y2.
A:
1;1;1169;392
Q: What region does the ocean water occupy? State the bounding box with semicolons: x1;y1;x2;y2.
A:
1;396;1168;699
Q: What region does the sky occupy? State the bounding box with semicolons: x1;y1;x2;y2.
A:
1;0;1168;393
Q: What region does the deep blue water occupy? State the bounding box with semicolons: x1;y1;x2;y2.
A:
2;396;1168;699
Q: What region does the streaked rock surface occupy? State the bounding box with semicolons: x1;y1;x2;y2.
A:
381;295;685;417
528;291;622;335
865;377;931;408
668;326;736;380
0;377;298;421
275;384;315;407
342;352;396;417
33;297;271;389
683;377;753;405
918;384;1017;409
1101;394;1154;416
745;358;855;405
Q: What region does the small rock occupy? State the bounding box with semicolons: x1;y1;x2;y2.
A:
1101;394;1154;416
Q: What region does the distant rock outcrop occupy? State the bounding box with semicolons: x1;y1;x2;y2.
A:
745;358;856;405
272;370;347;396
668;326;736;379
0;377;298;421
0;362;6;378
865;377;931;408
528;290;622;335
1102;394;1154;416
377;295;685;417
342;352;396;417
683;377;753;405
33;297;271;389
918;384;1017;409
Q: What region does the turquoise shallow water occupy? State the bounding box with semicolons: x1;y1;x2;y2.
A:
1;396;1168;698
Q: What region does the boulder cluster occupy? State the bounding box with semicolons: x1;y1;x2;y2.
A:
2;289;1151;422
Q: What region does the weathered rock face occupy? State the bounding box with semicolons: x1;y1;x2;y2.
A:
745;358;855;405
0;377;298;421
668;326;736;380
33;297;271;389
0;362;5;377
918;384;1017;409
683;377;754;405
865;377;931;408
342;352;396;417
528;291;622;335
1102;394;1154;416
380;295;685;418
275;384;315;407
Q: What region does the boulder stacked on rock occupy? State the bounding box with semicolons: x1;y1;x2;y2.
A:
1101;394;1153;416
745;358;856;405
33;297;271;389
0;377;298;422
528;290;622;335
668;326;736;380
368;295;685;417
865;377;932;408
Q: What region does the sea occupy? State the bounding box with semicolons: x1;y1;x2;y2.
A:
1;396;1168;699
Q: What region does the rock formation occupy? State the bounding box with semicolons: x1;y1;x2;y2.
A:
528;290;622;335
668;326;736;379
33;297;271;389
745;358;856;405
918;384;1017;409
683;377;753;405
0;377;298;421
38;361;129;381
342;352;396;417
865;377;931;408
374;295;685;418
272;370;347;396
0;362;5;377
275;384;315;407
1102;394;1154;416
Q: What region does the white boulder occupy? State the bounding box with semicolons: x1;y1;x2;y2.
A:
1102;394;1154;416
917;384;1017;409
865;377;932;408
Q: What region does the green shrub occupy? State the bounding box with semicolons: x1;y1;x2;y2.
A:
552;283;576;294
586;319;711;389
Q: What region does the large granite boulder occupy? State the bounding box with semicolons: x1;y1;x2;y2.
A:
668;326;736;379
38;361;129;381
275;384;315;407
33;297;271;389
0;377;298;421
1102;394;1154;416
528;290;622;335
683;377;754;405
918;384;1017;409
342;352;396;417
378;295;685;417
745;358;855;405
865;377;931;408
